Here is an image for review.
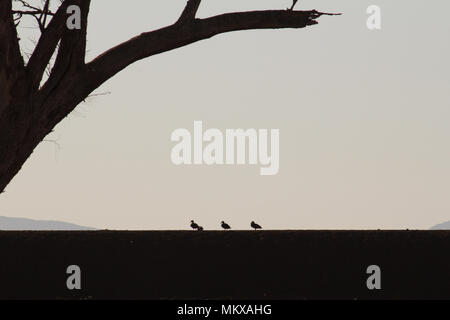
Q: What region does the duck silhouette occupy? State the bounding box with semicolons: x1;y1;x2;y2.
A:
190;220;199;230
221;221;231;230
251;221;262;230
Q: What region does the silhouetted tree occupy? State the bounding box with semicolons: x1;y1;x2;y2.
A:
0;0;338;194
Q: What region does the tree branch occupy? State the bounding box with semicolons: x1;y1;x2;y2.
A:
40;0;52;29
28;0;91;93
0;0;25;115
84;10;338;98
0;0;24;70
177;0;202;24
39;0;90;93
39;9;339;138
26;0;71;90
60;0;90;67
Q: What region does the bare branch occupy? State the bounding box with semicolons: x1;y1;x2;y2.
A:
12;9;54;17
26;0;71;90
0;0;25;114
37;9;339;134
37;0;90;118
13;0;55;30
40;0;51;28
83;10;338;97
177;0;202;24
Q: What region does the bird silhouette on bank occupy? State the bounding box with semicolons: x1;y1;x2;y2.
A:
251;221;262;230
190;220;199;230
289;0;298;10
221;221;231;230
197;226;204;231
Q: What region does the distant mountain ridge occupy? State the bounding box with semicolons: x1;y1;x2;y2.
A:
0;216;95;230
430;221;450;230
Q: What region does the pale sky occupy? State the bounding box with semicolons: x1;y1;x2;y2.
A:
2;0;450;230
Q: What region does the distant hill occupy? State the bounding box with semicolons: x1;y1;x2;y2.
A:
430;221;450;230
0;216;95;230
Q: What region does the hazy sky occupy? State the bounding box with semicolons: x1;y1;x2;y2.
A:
2;0;450;230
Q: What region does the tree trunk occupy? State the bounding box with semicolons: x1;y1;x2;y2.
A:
0;77;46;193
0;105;37;194
0;71;86;194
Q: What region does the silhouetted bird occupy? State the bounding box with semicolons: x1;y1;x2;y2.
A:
290;0;298;10
221;221;231;230
197;226;204;231
190;220;199;230
251;221;262;230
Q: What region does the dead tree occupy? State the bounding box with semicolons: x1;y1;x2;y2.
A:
0;0;339;194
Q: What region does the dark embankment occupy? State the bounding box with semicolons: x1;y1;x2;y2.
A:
0;230;449;300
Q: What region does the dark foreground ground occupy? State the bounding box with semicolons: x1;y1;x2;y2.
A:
0;230;449;300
